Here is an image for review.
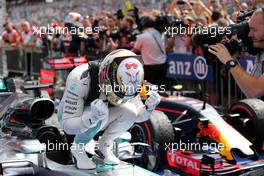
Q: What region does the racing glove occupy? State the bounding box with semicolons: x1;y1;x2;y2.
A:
89;99;109;127
135;91;161;123
145;91;161;112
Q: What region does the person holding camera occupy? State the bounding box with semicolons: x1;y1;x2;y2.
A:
132;16;166;86
208;8;264;98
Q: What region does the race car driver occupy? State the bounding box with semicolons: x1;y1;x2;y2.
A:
57;49;160;169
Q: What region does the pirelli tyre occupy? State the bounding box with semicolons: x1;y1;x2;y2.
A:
130;110;174;171
229;99;264;150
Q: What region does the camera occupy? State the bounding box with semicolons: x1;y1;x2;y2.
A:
154;15;186;33
177;0;185;5
192;10;263;56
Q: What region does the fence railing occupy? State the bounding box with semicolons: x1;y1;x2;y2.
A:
0;47;255;109
0;45;48;77
166;53;255;109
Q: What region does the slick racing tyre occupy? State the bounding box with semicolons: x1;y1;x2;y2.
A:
229;99;264;150
130;110;174;171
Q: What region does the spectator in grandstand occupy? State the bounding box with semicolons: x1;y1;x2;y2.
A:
104;16;136;50
80;16;99;51
231;10;239;23
210;9;223;26
117;16;136;49
208;0;223;11
166;34;193;54
192;0;212;23
132;16;167;86
252;0;264;8
217;18;228;27
1;22;20;46
18;21;35;80
60;12;83;57
20;21;35;47
195;16;208;26
49;22;62;57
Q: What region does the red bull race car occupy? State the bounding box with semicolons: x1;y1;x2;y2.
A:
130;85;264;175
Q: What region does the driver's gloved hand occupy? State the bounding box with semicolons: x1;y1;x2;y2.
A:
145;91;161;112
89;99;109;127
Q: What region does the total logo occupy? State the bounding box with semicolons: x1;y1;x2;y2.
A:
173;155;199;171
193;56;208;80
167;151;200;175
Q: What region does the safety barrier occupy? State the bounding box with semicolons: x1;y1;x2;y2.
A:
83;48;110;61
0;45;48;77
167;53;256;109
0;46;257;109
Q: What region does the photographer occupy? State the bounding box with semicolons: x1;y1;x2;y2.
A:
60;12;83;57
132;16;166;86
208;8;264;98
80;16;101;53
116;16;135;49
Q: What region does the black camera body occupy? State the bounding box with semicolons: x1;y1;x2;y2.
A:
154;15;185;33
225;20;262;55
192;10;263;56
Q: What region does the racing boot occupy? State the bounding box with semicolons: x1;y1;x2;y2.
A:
71;143;96;170
97;138;120;165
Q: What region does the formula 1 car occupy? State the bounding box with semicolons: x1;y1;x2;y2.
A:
130;85;264;175
2;76;264;176
0;77;158;176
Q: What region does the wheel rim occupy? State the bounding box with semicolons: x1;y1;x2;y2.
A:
130;124;158;171
130;124;147;154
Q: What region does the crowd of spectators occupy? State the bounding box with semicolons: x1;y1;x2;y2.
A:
1;20;43;48
3;0;261;54
6;0;161;27
2;0;263;84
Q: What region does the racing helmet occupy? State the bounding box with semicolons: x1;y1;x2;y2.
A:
99;49;144;105
64;12;83;28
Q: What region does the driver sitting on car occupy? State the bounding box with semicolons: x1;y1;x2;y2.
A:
57;49;160;169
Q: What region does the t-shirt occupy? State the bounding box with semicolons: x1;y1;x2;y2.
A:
134;28;166;65
21;31;34;45
251;52;264;77
2;29;20;44
173;35;188;54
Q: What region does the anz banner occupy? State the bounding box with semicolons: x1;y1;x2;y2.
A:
166;53;256;81
166;53;213;81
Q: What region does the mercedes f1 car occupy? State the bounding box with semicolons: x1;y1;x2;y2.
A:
0;77;158;176
130;85;264;175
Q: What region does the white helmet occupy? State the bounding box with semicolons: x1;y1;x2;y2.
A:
64;12;83;27
99;49;144;105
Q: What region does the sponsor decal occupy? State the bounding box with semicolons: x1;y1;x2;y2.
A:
65;99;77;105
167;151;200;176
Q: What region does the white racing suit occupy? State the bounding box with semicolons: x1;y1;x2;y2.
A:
57;63;154;167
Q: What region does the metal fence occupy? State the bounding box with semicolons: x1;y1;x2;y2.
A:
165;53;253;110
0;47;252;110
0;45;48;77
